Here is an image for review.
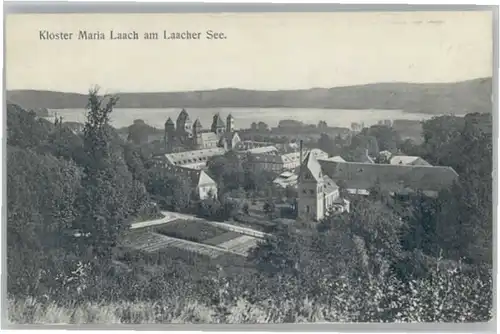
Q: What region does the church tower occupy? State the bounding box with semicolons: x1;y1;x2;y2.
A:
226;113;235;133
164;117;175;150
211;113;226;137
193;118;203;149
297;150;325;222
176;109;193;140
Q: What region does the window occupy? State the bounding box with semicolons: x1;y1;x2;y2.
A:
309;190;314;195
306;205;310;213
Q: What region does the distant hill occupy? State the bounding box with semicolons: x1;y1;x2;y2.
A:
7;78;492;115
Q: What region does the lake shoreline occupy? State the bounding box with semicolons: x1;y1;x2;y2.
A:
45;107;463;130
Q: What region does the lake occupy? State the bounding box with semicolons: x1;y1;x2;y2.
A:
47;108;441;130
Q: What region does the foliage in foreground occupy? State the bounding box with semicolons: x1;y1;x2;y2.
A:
8;265;492;324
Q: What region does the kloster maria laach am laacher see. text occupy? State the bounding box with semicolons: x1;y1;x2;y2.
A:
38;30;227;40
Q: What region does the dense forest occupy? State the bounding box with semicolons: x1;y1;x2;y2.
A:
7;90;492;323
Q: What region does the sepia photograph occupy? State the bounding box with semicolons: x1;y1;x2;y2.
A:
3;9;495;325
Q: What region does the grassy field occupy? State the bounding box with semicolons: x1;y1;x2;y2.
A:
6;297;331;324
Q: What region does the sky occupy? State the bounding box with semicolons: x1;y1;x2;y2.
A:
5;11;493;93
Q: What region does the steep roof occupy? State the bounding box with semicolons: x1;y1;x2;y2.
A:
281;149;328;164
273;173;298;188
193;118;203;129
246;146;279;155
164;148;225;165
321;155;346;162
212;113;225;128
390;156;431;166
309;149;329;160
165;117;174;126
317;160;458;193
323;175;339;194
246;148;328;166
165;165;216;187
248;153;283;164
177;109;190;122
281;152;301;164
301;152;323;182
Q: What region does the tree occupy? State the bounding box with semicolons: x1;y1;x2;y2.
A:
242;202;249;215
127;119;153;145
284;185;298;201
257;121;269;132
414;113;492;265
362;125;402;152
198;196;222;219
249;224;311;276
317;133;335;155
263;198;276;218
344;134;379;161
219;196;241;220
318;120;328;129
7;103;53;150
75;87;140;260
7;146;82;297
45;126;86;164
123;143;147;183
146;168;192;212
420;115;465;166
207;151;245;194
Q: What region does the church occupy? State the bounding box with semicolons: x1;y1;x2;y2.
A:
297;145;459;222
297;152;350;221
164;109;241;151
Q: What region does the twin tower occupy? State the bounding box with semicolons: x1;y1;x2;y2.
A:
164;109;235;150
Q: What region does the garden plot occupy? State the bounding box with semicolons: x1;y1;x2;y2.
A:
155;219;227;243
203;231;243;246
217;235;260;255
122;231;235;258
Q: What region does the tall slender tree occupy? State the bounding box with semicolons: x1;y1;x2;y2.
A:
76;87;131;260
